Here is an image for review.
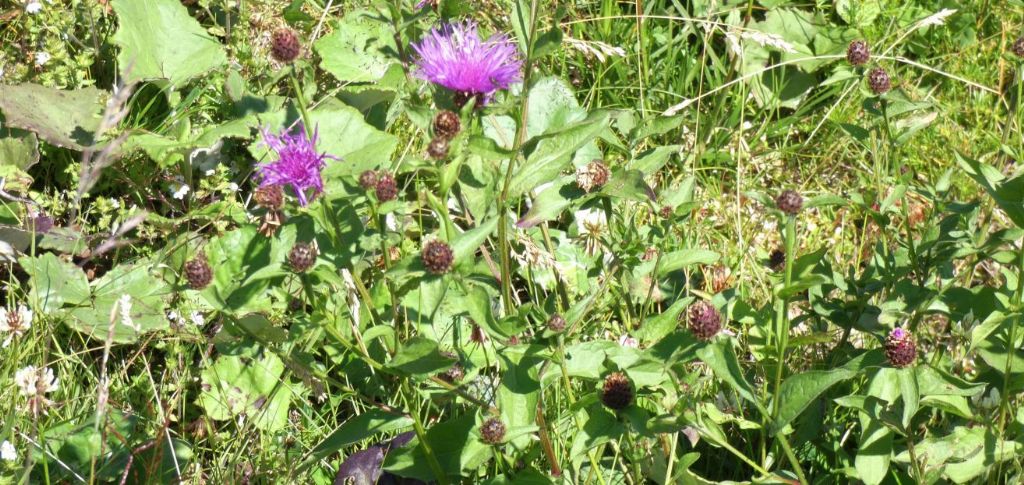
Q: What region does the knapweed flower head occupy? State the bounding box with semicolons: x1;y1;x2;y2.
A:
885;327;917;367
256;124;334;206
411;22;522;104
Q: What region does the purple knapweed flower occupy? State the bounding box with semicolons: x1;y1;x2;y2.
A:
256;124;334;206
411;21;522;104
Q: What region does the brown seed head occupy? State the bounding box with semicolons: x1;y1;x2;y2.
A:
254;185;284;210
846;40;870;66
868;67;891;95
686;301;722;341
433;110;461;139
421;240;454;274
184;255;213;290
479;417;506;445
601;372;634;410
270;28;302;63
775;190;803;215
374;173;398;202
288;242;317;273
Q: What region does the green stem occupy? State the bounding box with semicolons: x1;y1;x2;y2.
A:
289;66;314;138
497;0;540;314
402;382;450;485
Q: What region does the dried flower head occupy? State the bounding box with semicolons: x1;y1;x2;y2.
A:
867;67;891;95
289;242;318;273
768;248;786;271
433;110;461;139
547;314;566;332
374;173;398;202
601;372;633;410
184;255;213;290
576;159;610;193
885;328;917;368
427;137;449;160
412;22;522;104
0;305;32;347
254;184;284;210
422;240;454;274
439;352;465;383
846;40;870;66
270;28;302;63
776;190;803;215
575;208;608;256
479;417;506;445
1012;36;1024;58
686;301;722;341
358;170;379;191
256;124;335;206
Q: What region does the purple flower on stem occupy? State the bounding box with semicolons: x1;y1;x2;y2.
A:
256;124;335;206
411;22;522;104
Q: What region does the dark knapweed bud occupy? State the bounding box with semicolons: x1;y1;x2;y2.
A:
433;110;461;139
867;67;891;95
270;28;301;63
479;417;506;445
659;205;673;219
547;314;566;332
254;185;284;210
358;170;378;191
288;242;317;273
885;328;917;368
775;190;803;215
427;137;449;160
1012;36;1024;58
184;255;213;290
576;159;610;193
421;240;454;274
846;40;870;66
601;372;634;411
374;173;398;202
768;248;786;271
453;91;479;109
686;301;721;341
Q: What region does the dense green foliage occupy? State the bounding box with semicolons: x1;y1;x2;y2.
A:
2;0;1024;483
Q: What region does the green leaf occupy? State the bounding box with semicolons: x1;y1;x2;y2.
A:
569;408;623;466
387;336;455;377
601;169;655;202
697;340;766;415
516;175;586;228
635;297;692;345
314;10;397;85
634;249;720;277
298;410;413;474
897;367;919;429
0;84;105;150
382;414;490;481
19;253;91;312
525;77;587;139
66;263;170;343
199;352;305;431
957;153;1024;229
0;127;39;170
855;419;893;485
509;111;610;197
835;0;882;27
770;350;884;434
112;0;227;85
450;217;499;265
201;226;277;313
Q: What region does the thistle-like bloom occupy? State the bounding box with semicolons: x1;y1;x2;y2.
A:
256;124;334;206
411;22;522;104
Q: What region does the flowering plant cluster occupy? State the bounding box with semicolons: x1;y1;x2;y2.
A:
0;0;1023;483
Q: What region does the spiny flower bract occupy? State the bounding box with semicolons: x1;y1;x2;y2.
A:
256;124;335;206
411;22;522;104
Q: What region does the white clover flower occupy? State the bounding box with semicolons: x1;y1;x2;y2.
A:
172;184;190;200
25;1;43;14
14;365;58;397
574;208;608;256
0;440;15;462
189;311;205;327
34;52;50;66
0;305;33;347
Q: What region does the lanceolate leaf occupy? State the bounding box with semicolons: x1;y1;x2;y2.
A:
509;111;610;197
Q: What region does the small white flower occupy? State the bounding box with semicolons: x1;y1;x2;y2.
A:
0;440;15;462
227;182;239;192
25;1;43;14
574;208;608;256
0;305;33;347
166;310;180;323
110;199;120;209
34;52;50;66
204;169;216;176
14;365;58;397
189;311;205;327
618;334;638;348
172;184;190;200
